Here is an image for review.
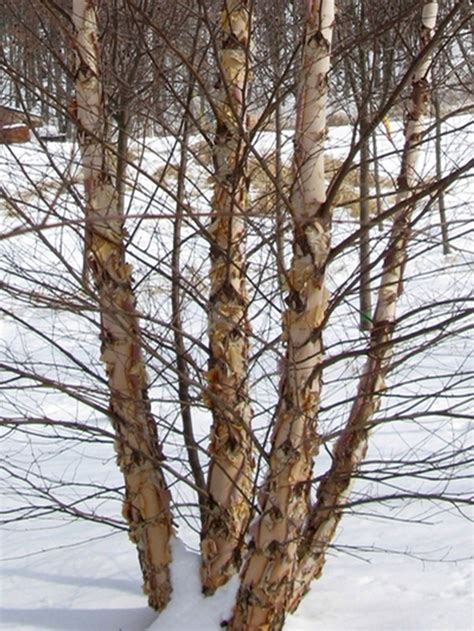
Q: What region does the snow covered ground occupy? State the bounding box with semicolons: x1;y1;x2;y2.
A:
1;116;473;630
0;501;471;630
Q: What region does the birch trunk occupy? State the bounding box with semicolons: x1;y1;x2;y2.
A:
288;1;439;610
200;0;254;594
72;0;173;610
230;2;335;628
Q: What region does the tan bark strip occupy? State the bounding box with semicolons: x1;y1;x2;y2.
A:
72;0;173;610
288;0;439;612
200;0;254;594
229;2;335;629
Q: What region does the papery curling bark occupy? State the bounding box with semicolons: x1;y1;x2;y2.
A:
289;0;439;611
72;0;173;610
230;2;335;629
200;0;254;594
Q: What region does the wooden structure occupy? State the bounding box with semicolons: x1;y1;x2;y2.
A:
0;105;43;144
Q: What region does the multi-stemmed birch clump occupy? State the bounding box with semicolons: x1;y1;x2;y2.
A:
2;0;472;629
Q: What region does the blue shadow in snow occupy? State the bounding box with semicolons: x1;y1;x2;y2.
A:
0;606;156;630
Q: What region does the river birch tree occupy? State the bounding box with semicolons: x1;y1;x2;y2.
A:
288;0;441;611
2;0;471;627
200;0;255;595
230;1;335;628
72;0;173;610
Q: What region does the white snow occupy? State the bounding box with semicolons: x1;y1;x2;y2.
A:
1;116;472;630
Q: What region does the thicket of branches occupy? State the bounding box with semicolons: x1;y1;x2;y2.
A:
0;0;472;628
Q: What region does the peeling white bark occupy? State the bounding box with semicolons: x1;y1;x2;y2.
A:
288;0;439;611
200;0;254;594
230;2;335;629
72;0;173;610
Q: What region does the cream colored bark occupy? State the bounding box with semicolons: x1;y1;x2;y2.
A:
72;0;173;610
229;2;335;629
288;1;440;611
200;0;254;594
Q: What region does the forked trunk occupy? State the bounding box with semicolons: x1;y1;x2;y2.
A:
230;2;335;629
288;0;439;611
72;0;173;610
200;0;254;594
